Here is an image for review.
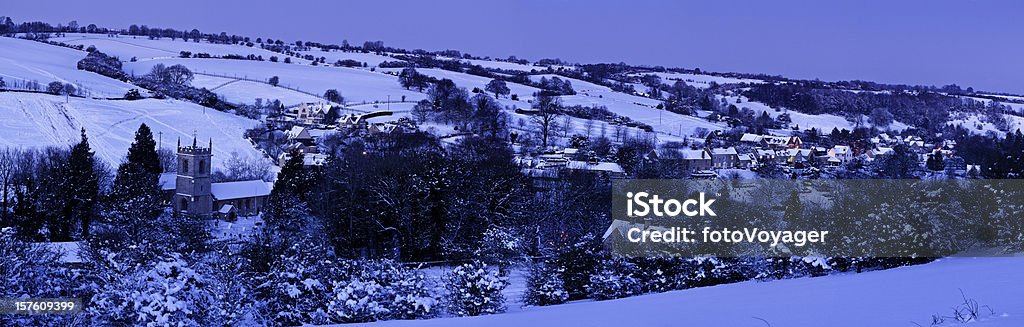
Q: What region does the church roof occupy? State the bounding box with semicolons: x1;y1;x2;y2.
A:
211;180;272;201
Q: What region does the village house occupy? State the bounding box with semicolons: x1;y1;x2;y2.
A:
736;153;754;169
828;145;853;165
284;126;319;154
649;148;713;173
710;147;739;169
290;102;332;126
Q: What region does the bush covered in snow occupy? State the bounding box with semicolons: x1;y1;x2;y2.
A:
0;228;85;326
254;243;437;325
443;261;508;317
522;262;569;306
88;256;235;326
326;260;436;323
548;235;602;300
587;258;643;300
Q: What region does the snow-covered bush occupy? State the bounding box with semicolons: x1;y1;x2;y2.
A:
475;226;526;275
522;262;568;306
88;256;231;326
0;228;84;326
256;242;343;326
326;260;436;323
685;257;752;288
255;246;437;325
444;261;508;316
549;235;602;300
587;258;643;300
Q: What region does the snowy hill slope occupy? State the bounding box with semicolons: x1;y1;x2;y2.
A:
124;58;425;105
0;37;135;98
52;33;300;63
0;92;266;170
529;74;726;137
341;257;1024;327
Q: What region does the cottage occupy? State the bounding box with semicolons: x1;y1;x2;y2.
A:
652;148;713;172
736;153;754;169
291;102;331;126
710;147;739;169
828;145;853;165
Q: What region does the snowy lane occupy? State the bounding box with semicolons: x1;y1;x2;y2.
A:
339;257;1024;327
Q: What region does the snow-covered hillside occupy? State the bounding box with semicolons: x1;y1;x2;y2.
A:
124;58;424;105
52;33;299;63
0;36;135;97
636;71;766;89
0;92;266;170
530;74;726;137
341;257;1024;327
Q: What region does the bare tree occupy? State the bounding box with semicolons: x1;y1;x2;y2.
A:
532;93;561;148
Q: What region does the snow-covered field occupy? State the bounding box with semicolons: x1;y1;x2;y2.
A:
530;74;726;138
296;49;401;67
636;71;766;89
52;33;299;63
124;58;425;105
0;92;266;170
0;37;135;98
190;74;324;105
342;257;1024;327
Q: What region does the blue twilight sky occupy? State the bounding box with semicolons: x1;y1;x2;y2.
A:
4;0;1023;94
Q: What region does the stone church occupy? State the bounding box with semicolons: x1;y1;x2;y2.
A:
167;137;272;217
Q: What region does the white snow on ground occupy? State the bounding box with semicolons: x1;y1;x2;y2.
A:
190;74;323;106
0;92;266;170
124;58;425;105
459;58;542;72
723;95;855;132
51;33;300;63
0;36;135;98
339;257;1024;327
412;68;539;104
635;71;766;89
946;112;1024;137
296;49;401;67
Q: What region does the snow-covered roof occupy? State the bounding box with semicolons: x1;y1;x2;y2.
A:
679;149;710;160
211;180;272;201
740;133;763;142
763;136;792;146
566;160;624;174
711;147;738;155
832;145;851;155
218;204;235;214
737;154;753;161
287;126;311;140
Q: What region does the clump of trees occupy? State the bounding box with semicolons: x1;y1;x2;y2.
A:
135;64;233;111
76;50;128;81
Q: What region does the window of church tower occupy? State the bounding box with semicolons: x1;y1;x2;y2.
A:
199;160;206;174
182;159;189;173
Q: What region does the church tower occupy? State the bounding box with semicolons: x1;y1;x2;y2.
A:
174;136;213;216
